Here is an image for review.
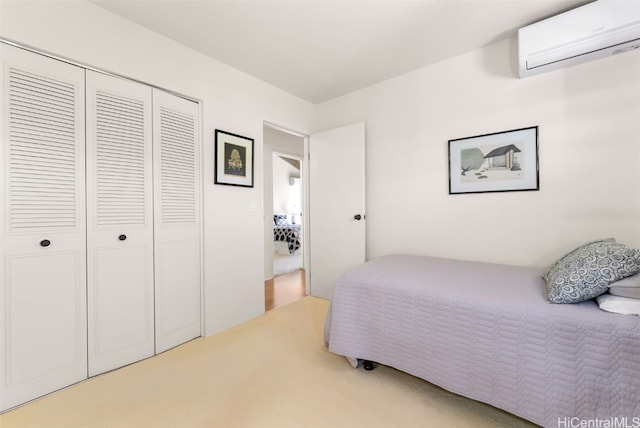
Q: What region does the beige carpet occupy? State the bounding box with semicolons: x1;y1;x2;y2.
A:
0;297;536;428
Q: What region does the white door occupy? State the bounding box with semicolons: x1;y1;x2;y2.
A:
152;89;201;354
86;71;154;376
0;45;87;411
309;122;365;300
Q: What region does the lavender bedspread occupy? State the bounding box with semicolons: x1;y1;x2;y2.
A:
324;255;640;427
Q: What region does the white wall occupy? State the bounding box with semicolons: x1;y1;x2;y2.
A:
0;0;315;335
272;157;300;216
316;38;640;268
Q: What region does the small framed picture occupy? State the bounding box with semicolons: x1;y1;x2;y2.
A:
448;126;539;195
214;129;254;187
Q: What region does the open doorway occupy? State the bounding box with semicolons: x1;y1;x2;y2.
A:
263;124;307;310
272;153;303;275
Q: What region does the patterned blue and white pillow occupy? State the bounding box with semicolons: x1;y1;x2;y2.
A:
543;239;640;304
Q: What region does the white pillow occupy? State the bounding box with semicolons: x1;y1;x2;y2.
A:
609;287;640;299
596;293;640;316
609;272;640;299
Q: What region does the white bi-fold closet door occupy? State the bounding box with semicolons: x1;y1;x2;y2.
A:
0;44;201;411
152;90;201;355
85;71;155;376
0;42;88;412
86;73;202;374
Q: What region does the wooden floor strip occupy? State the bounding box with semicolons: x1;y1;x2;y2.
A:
265;269;306;311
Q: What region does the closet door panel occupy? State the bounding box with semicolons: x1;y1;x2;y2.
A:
90;245;152;354
155;240;200;345
6;252;83;379
0;45;87;411
153;89;201;353
86;71;154;376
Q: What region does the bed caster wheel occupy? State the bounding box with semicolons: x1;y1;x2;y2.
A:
363;360;375;371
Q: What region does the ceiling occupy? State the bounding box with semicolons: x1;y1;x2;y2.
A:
90;0;589;104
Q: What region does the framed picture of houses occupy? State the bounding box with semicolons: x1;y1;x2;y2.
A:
448;126;539;194
214;129;254;187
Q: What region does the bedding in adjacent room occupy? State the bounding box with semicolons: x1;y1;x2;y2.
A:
273;214;301;254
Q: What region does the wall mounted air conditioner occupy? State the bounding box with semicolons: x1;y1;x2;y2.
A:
518;0;640;78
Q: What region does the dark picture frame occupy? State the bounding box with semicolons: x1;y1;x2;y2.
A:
214;129;254;187
448;126;539;195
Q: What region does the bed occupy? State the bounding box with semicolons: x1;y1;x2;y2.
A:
273;214;301;255
324;254;640;427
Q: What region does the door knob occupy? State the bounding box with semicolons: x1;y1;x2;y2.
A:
40;239;51;247
354;214;362;221
118;234;127;241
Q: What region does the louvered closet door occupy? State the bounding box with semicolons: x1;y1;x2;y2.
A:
0;45;87;411
86;71;154;376
153;89;201;353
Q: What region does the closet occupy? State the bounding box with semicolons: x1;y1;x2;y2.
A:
0;43;201;411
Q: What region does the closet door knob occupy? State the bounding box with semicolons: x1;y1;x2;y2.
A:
40;239;51;247
353;214;362;221
118;234;127;241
